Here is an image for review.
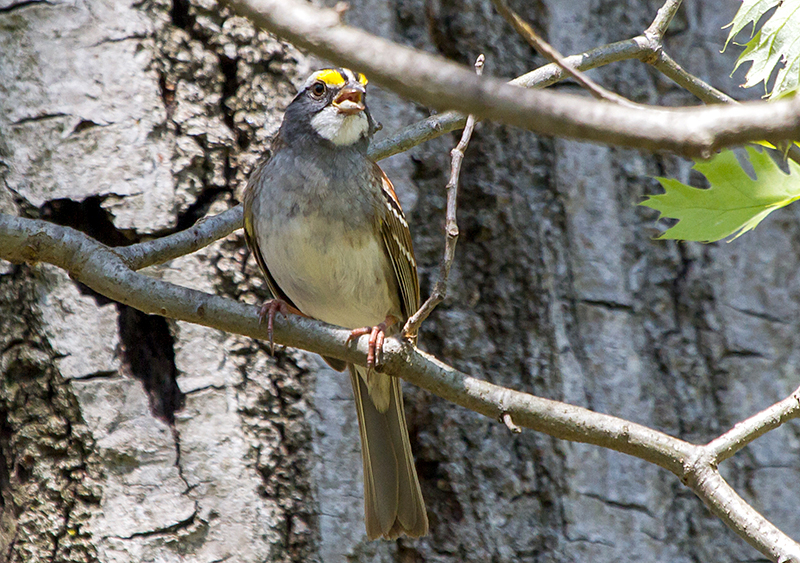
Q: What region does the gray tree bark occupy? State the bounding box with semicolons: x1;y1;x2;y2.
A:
1;0;797;562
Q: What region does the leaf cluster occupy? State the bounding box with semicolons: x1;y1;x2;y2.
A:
643;1;800;243
725;0;800;99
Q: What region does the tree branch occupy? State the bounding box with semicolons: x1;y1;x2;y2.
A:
644;0;684;42
649;50;735;104
706;385;800;464
222;0;800;159
115;206;244;270
684;450;800;563
2;212;800;561
0;213;690;471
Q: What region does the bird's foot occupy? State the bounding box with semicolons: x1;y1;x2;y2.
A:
347;316;398;371
258;299;290;355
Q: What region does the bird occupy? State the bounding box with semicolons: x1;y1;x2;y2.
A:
242;67;428;540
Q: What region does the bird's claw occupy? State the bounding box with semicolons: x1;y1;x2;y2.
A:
347;320;390;372
258;299;289;355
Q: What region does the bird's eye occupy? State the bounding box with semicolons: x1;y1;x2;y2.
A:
310;81;326;98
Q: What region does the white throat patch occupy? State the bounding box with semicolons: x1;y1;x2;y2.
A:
310;106;369;146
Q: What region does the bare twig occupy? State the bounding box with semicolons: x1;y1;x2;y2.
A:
644;0;684;42
115;206;244;271
649;50;735;104
369;38;648;161
502;413;522;434
706;385;800;463
3;212;800;561
491;0;638;108
402;55;484;337
642;32;800;165
366;35;729;162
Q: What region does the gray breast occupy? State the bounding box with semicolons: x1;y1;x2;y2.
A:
259;145;380;231
248;143;399;328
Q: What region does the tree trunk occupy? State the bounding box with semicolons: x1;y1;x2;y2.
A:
1;0;797;562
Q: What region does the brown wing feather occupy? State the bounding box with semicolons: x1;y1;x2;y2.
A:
373;164;420;325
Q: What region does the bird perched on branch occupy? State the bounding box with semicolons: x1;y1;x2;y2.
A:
243;68;428;539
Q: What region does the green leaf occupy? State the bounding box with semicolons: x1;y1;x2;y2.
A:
725;0;800;98
641;147;800;242
771;31;800;97
723;0;780;52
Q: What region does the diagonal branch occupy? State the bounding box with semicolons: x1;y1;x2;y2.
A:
648;50;735;104
706;385;800;463
115;206;244;270
369;38;649;161
0;212;691;471
644;0;684;42
2;212;800;561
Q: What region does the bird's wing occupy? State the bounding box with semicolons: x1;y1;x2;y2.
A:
373;163;421;326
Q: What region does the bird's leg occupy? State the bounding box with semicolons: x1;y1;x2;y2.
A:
258;299;290;355
347;315;399;371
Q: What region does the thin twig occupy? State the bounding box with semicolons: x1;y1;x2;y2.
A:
402;55;484;337
644;0;684;42
502;413;522;434
706;385;800;463
644;37;800;165
369;38;648;161
649;50;734;104
115;206;244;271
491;0;638;108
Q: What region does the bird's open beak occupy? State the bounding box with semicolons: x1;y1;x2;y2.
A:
333;85;366;115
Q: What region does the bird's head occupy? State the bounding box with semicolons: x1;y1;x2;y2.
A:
282;68;374;148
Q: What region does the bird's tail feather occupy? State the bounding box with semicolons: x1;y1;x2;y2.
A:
350;364;428;539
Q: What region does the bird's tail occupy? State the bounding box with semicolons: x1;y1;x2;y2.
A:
349;364;428;539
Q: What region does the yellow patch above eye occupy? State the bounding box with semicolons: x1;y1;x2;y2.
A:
311;68;369;87
315;69;346;86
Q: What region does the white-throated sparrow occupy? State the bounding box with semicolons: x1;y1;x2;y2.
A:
243;68;428;539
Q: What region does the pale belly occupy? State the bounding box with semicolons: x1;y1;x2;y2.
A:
258;215;396;329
